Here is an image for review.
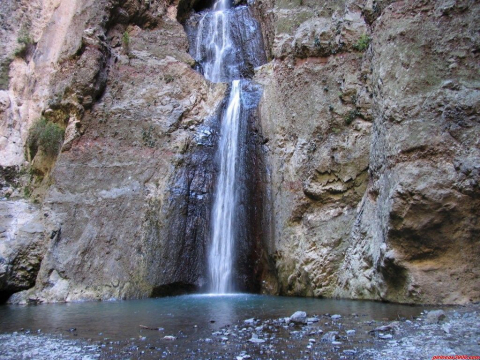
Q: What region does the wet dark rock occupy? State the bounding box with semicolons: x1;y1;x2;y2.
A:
184;6;267;82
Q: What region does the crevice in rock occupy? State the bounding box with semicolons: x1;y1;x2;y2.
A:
0;291;14;305
380;257;408;299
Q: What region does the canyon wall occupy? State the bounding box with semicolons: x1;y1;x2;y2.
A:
254;0;480;304
0;0;478;304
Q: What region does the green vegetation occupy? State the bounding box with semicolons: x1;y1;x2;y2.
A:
354;34;371;52
27;117;65;158
344;109;362;125
164;74;175;84
142;125;156;148
122;31;130;49
15;32;34;58
23;186;31;199
0;62;10;90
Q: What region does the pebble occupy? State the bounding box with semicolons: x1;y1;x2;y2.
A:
236;355;251;360
346;330;356;335
290;311;307;324
163;335;176;341
248;337;266;344
331;314;342;320
426;310;446;324
321;331;339;342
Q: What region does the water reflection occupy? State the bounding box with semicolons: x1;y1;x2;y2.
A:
0;295;421;341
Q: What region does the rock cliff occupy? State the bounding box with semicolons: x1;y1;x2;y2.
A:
0;0;478;304
254;0;480;304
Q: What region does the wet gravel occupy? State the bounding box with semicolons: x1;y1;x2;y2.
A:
0;333;100;360
1;304;478;359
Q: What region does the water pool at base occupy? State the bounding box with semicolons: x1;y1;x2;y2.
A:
0;294;422;341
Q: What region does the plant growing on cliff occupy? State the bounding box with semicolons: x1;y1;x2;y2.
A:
354;34;371;52
142;125;156;148
344;109;362;125
122;31;130;52
15;32;35;59
27;117;65;159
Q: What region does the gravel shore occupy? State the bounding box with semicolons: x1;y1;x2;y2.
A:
1;304;478;359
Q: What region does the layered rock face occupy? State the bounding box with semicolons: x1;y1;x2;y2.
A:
1;0;228;302
0;0;478;304
254;0;479;304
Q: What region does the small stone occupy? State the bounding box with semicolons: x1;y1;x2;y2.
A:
244;318;255;325
332;341;342;346
163;335;176;341
344;349;357;355
248;337;266;344
290;311;307;324
307;317;319;323
378;334;393;340
346;330;356;335
426;310;446;324
321;331;339;342
236;355;251;360
331;314;342;320
308;338;316;343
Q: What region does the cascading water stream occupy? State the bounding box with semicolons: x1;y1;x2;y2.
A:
187;0;266;293
209;80;241;293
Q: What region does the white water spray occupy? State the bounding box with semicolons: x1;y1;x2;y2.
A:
209;80;241;293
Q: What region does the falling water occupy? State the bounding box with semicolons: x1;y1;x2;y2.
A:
193;0;235;83
187;0;266;293
209;80;241;293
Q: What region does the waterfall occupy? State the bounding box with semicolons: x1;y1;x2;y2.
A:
186;0;266;293
209;80;241;293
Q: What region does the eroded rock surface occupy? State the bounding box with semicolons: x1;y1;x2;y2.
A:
253;0;480;303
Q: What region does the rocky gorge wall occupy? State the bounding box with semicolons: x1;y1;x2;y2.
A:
253;0;480;304
0;0;478;304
